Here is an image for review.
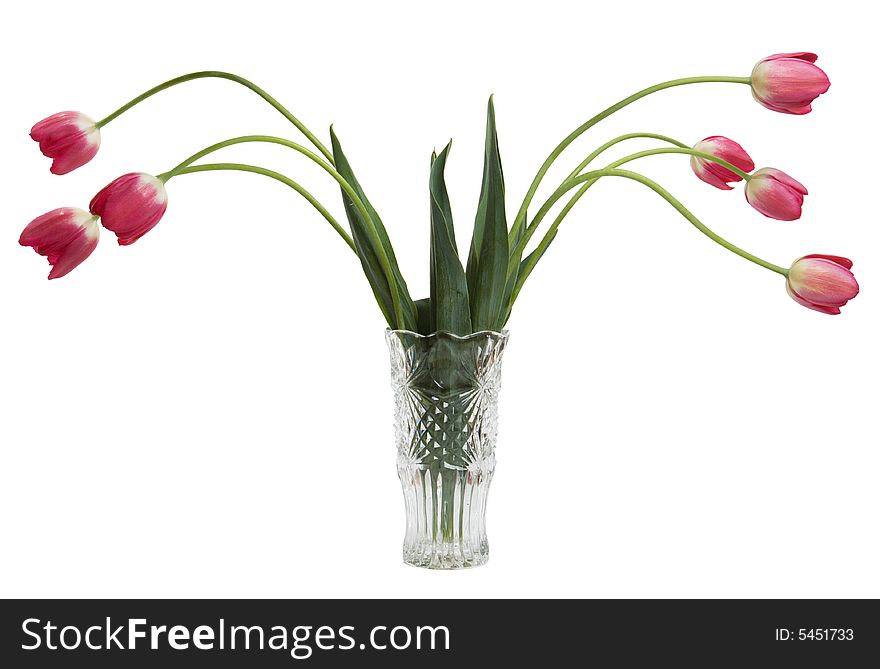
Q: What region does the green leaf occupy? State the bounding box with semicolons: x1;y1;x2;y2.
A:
414;297;433;335
429;142;472;336
500;205;526;326
330;127;418;330
466;96;509;331
499;225;546;327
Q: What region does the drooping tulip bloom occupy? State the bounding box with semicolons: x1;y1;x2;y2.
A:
750;53;830;115
90;173;168;245
744;168;807;221
30;112;101;175
690;136;755;190
19;208;100;279
786;255;859;315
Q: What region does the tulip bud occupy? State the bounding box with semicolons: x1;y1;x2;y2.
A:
751;53;830;115
30;111;101;175
744;168;807;221
786;255;859;314
90;173;168;245
19;208;100;279
690;136;755;190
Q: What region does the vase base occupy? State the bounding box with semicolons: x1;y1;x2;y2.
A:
403;544;489;570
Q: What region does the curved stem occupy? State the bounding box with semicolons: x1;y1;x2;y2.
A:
159;136;406;325
513;145;754;267
95;71;334;164
509;75;752;243
606;147;752;180
544;134;691;253
505;134;691;298
510;167;787;308
503;133;692;316
158;135;328;180
167;163;356;253
564;132;689;181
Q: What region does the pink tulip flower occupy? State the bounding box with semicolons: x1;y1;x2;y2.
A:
751;53;830;115
19;207;100;279
30;112;101;175
744;168;807;221
786;255;859;315
90;173;168;246
690;136;755;190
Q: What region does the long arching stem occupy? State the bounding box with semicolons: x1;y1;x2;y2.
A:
503;134;691;299
510;167;787;308
509;76;752;243
158;135;331;180
551;134;691;234
512;145;754;270
95;71;334;164
158;136;406;325
563;132;689;180
165;163;356;253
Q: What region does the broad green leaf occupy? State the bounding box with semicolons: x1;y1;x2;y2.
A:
429;142;472;336
330;128;418;330
414;297;433;335
466;97;509;331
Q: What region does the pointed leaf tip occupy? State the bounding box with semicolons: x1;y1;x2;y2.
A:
466;95;508;331
429;140;471;335
330;129;417;331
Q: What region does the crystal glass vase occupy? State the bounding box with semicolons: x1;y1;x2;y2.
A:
386;329;509;569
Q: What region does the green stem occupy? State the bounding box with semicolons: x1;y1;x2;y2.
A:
510;167;787;308
528;134;690;262
158;136;406;325
165;163;356;253
564;132;690;181
502;134;690;316
159;135;329;181
95;71;334;164
513;145;754;268
609;147;753;181
509;75;752;243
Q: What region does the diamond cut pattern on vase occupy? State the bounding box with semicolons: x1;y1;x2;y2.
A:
387;330;508;569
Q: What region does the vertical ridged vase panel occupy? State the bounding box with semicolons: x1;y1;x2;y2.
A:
386;329;509;569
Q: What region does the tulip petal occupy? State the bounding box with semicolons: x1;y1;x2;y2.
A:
800;254;853;270
691;157;734;190
705;161;746;185
786;282;840;314
19;207;100;279
91;173;168;245
750;53;830;114
20;208;83;250
30;111;100;175
691;136;754;189
49;131;101;175
745;177;804;220
751;89;814;115
764;52;819;64
761;168;808;195
47;226;99;279
788;258;859;306
698;136;755;173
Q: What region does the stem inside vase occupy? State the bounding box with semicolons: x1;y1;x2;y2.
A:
387;329;509;569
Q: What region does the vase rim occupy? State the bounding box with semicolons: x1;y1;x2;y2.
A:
386;328;509;342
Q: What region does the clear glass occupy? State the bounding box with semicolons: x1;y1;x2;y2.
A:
386;328;509;569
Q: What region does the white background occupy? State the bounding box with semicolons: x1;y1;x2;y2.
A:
1;0;876;598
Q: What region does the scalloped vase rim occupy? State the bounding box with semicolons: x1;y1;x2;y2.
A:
386;328;510;342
